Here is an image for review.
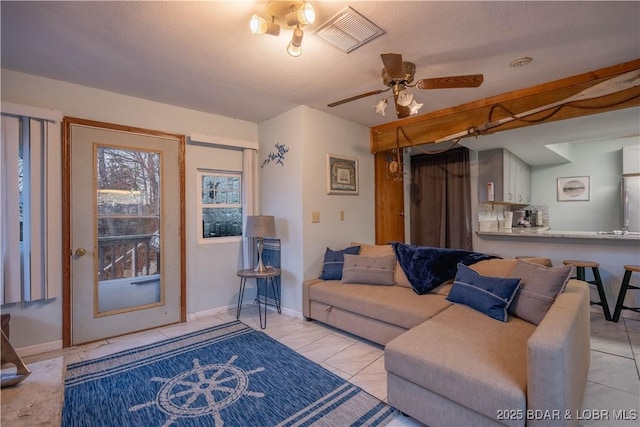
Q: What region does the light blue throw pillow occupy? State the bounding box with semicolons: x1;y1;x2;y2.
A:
319;246;361;280
447;263;521;322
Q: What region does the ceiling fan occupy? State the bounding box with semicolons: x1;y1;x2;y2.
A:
328;53;484;119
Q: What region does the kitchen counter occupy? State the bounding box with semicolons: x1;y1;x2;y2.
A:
475;227;640;319
478;227;640;240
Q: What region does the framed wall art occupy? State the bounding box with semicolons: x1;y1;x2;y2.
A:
326;153;358;195
557;176;590;201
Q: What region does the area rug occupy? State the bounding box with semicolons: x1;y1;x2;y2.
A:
62;320;396;426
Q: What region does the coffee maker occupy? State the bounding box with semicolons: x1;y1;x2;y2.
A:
512;210;525;227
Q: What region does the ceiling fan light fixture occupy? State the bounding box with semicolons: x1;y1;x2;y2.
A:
396;89;414;107
250;14;280;36
375;98;388;116
286;2;316;27
327;52;483;119
287;26;304;57
408;99;423;116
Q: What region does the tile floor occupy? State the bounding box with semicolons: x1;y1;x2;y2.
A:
14;306;640;427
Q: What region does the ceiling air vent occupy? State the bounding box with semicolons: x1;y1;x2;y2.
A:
314;7;385;53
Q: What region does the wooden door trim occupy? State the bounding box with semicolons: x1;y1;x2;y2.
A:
374;150;405;244
62;117;186;347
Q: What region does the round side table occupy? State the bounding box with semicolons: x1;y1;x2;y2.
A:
236;268;282;329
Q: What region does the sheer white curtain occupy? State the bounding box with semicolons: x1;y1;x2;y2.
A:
242;148;257;269
1;103;62;304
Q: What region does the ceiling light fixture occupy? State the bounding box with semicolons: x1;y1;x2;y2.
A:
250;14;281;36
249;1;315;57
287;26;304;57
286;2;315;27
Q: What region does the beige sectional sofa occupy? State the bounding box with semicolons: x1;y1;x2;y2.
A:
302;244;591;427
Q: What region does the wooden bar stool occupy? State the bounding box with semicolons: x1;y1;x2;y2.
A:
612;265;640;322
563;260;612;320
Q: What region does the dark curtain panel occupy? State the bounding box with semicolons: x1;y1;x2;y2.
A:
410;147;472;249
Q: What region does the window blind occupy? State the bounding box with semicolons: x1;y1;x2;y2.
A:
1;104;62;304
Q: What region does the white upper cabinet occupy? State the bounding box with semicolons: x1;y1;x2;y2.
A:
478;148;531;204
622;143;640;175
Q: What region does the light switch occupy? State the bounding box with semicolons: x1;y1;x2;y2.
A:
311;211;320;223
340;210;345;221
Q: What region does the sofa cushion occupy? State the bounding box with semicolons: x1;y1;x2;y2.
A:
351;242;411;287
470;258;518;277
319;246;360;280
353;242;393;257
307;280;452;329
385;304;536;422
341;254;396;285
508;260;572;325
447;264;521;322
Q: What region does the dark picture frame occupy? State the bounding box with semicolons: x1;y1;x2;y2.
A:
326;153;358;195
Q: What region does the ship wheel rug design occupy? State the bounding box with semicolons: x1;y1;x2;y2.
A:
62;321;395;426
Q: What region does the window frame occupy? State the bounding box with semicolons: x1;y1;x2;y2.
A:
196;169;243;244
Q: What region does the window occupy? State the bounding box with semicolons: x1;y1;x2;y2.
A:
198;170;242;241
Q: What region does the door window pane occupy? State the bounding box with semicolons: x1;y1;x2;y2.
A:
95;146;162;315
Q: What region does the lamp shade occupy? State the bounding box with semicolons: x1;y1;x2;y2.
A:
245;215;276;238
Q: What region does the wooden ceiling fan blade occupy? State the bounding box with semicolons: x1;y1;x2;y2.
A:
381;53;405;80
327;89;388;107
396;104;411;119
416;74;484;90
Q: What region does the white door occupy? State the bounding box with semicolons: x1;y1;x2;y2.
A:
68;122;184;345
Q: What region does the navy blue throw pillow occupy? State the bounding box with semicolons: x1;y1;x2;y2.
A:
447;264;521;322
319;246;361;280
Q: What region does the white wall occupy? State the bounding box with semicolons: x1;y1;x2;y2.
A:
185;143;245;314
259;106;374;313
0;70;258;142
532;137;638;232
300;107;375;280
1;70;258;350
257;107;305;314
0;70;375;349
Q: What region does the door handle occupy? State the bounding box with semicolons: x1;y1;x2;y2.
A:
74;248;87;257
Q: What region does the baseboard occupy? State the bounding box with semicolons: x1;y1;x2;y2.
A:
16;340;63;358
15;306;302;357
279;306;303;320
188;304;303;322
187;305;234;321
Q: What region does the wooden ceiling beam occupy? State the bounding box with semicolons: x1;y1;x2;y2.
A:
370;59;640;154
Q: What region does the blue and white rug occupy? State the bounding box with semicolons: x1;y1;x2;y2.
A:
62;320;396;426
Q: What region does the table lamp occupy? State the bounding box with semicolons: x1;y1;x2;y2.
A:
245;215;276;272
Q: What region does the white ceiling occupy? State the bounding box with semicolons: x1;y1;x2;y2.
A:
2;1;639;161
